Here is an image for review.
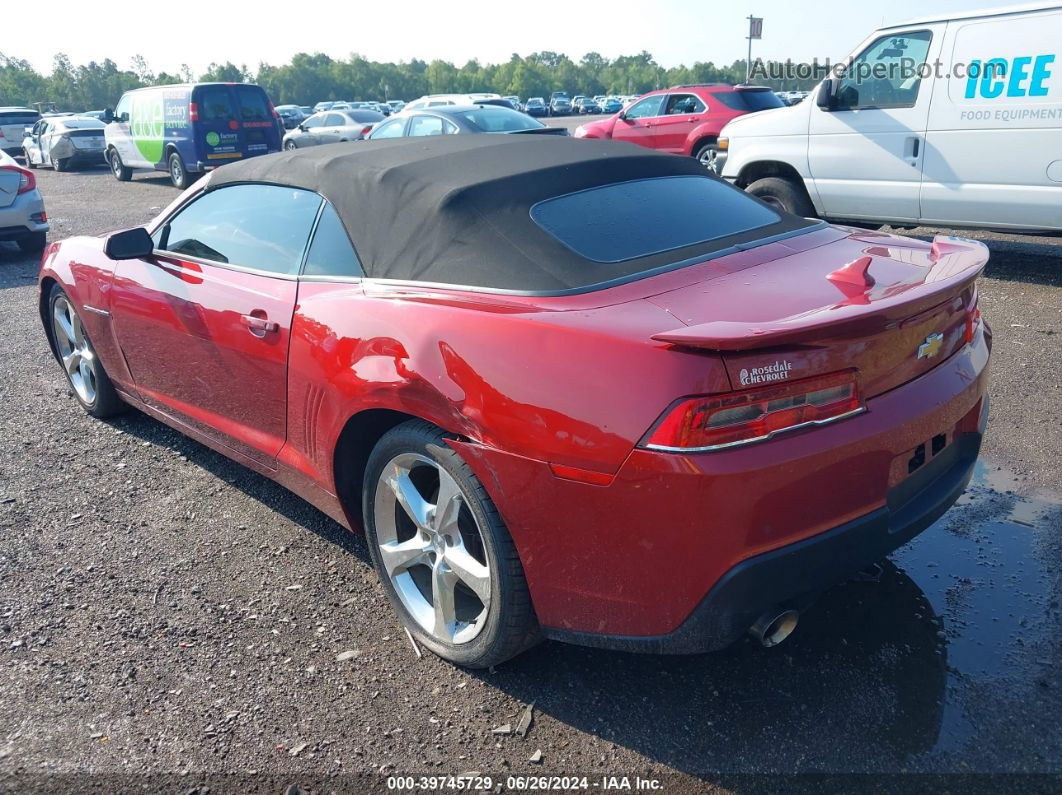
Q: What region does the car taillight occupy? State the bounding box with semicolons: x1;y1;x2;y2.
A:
189;102;199;122
0;165;35;194
268;101;280;121
361;125;373;137
641;370;864;452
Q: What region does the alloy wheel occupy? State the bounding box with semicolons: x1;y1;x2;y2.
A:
373;453;491;644
51;295;97;405
699;147;719;172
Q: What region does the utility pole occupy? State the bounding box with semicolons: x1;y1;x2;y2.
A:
746;15;763;84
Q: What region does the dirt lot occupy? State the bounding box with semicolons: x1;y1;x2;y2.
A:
1;164;1060;793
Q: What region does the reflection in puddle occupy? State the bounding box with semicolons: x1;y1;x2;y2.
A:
892;458;1061;754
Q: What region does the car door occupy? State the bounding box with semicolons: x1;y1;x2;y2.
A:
653;93;708;152
610;94;665;148
108;183;322;468
316;114;347;144
807;26;944;222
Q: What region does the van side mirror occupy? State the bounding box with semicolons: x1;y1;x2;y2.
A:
816;79;837;111
105;227;154;260
103;108;114;124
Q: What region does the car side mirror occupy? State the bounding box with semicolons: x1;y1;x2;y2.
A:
816;79;837;111
617;110;627;121
297;123;306;131
103;108;114;123
105;227;154;260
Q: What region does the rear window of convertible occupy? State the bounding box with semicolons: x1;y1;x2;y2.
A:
530;176;781;263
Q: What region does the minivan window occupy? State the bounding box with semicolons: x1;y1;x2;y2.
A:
0;111;41;125
198;87;237;121
160;184;321;275
710;90;785;112
835;30;933;110
303;203;364;278
530;176;780;263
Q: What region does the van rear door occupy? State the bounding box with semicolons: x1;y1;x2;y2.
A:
192;85;244;167
233;85;282;157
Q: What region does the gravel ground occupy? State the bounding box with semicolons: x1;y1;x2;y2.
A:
0;164;1060;794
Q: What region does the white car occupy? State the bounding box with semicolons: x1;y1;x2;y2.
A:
22;116;107;172
0;107;41;159
404;93;502;110
720;2;1062;233
0;148;49;254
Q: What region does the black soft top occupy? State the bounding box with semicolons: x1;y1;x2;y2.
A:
210;135;815;294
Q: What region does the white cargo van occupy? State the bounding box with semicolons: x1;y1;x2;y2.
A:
720;3;1062;233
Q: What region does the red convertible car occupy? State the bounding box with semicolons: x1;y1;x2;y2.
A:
38;136;990;667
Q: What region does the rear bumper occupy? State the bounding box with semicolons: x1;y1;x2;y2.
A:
545;406;985;653
0;192;49;238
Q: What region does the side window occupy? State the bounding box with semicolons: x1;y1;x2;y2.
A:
443;119;459;134
370;118;405;139
623;95;664;119
159;184;321;275
198;88;237;122
836;30;933;110
664;93;706;115
114;95;131;123
409;115;445;136
303;203;364;278
302;114;325;129
324;113;344;127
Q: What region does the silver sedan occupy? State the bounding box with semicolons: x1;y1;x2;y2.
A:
282;110;385;150
22;116;107;171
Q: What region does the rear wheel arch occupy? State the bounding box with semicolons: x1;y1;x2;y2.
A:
332;408;471;530
688;133;718;158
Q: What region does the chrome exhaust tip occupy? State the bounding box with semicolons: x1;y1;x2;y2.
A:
749;608;799;648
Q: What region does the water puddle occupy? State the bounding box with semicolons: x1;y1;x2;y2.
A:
891;458;1061;754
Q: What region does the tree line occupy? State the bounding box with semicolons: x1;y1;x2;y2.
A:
0;50;820;111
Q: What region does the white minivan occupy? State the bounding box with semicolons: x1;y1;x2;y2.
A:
720;3;1062;233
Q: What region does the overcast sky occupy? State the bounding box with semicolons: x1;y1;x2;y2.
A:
8;0;1016;75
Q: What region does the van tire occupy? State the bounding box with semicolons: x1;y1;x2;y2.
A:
109;149;132;182
746;176;815;217
168;152;191;190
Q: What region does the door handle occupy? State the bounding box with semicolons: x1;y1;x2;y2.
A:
241;313;278;337
905;135;921;164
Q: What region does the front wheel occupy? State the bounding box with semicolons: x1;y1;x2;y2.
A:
363;420;539;668
746;176;816;217
109;149;132;181
48;284;125;418
284;140;298;151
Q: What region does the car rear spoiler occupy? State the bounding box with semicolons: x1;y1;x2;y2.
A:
651;235;988;352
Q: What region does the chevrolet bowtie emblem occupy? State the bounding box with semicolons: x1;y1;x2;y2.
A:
918;332;944;359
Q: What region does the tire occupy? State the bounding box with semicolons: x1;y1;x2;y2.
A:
51;155;69;172
23;148;37;169
167;151;190;189
746;176;816;217
109;149;132;181
17;231;46;255
693;140;722;174
363;420;539;668
47;283;125;419
284;140;298;151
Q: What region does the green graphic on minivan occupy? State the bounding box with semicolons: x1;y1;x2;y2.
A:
129;92;166;164
205;131;221;147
